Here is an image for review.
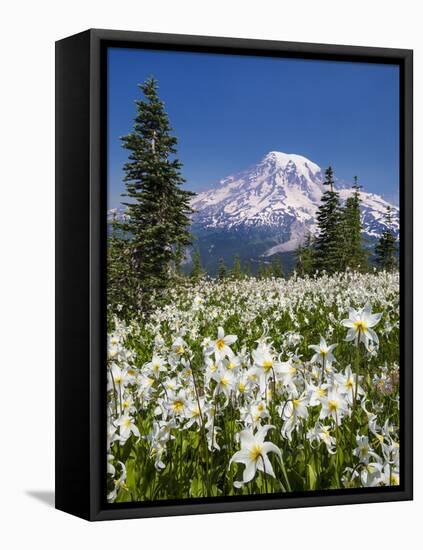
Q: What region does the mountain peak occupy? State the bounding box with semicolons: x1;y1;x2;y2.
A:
191;151;399;253
261;151;322;177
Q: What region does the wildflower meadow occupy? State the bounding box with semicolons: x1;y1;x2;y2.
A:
107;270;400;502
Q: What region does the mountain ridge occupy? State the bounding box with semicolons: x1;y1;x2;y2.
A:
190;151;399;254
108;151;399;273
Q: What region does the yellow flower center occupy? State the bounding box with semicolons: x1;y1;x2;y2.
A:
239;383;245;393
320;349;328;356
353;320;368;332
345;378;354;390
328;399;339;412
216;339;225;350
172;399;184;412
220;376;229;387
114;375;122;385
318;388;327;397
391;473;400;486
249;444;263;461
176;345;185;355
210;363;217;372
293;399;300;409
262;360;273;372
257;403;264;412
227;362;236;370
123;418;131;429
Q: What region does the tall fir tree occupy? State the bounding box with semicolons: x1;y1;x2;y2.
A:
231;254;243;279
257;262;266;279
243;260;252;278
119;77;195;311
314;166;343;274
271;256;284;278
257;262;273;279
340;176;368;271
217;257;227;280
190;248;204;281
295;232;314;277
107;215;138;320
375;205;398;271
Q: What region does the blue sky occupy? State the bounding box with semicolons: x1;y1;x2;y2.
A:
108;47;399;208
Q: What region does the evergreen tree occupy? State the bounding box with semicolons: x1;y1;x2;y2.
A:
295;232;314;277
231;254;243;279
190;248;204;280
375;206;398;271
243;260;252;278
340;176;368;271
107;215;138;320
271;256;284;278
217;257;227;280
314;166;343;274
257;262;273;279
257;262;266;279
266;264;273;278
119;77;195;311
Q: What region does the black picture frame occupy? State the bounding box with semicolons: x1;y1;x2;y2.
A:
55;28;413;521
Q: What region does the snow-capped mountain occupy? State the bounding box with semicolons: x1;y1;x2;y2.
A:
107;151;399;274
191;151;399;255
107;207;127;222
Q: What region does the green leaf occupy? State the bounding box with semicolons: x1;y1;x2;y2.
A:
307;463;317;490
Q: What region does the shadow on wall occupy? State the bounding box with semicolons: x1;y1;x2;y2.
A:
26;490;55;508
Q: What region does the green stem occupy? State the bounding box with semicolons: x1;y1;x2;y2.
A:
278;452;291;492
351;344;361;453
191;370;211;495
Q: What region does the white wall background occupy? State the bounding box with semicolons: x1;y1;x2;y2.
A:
0;0;420;547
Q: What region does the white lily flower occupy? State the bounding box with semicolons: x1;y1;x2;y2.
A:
353;435;380;464
171;336;188;357
166;389;187;417
306;423;336;454
211;326;237;361
116;413;140;443
335;365;364;404
212;366;235;402
107;363;130;393
279;393;309;440
230;425;281;486
145;354;167;379
252;343;281;394
309;336;337;366
341;303;382;350
360;460;383;487
107;461;127;502
320;388;349;425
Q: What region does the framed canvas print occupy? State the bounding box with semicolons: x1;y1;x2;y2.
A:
55;29;413;521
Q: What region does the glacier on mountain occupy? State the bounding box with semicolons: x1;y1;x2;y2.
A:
191;151;399;255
